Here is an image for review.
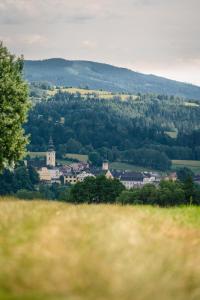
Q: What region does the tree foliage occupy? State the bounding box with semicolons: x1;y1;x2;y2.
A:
117;179;200;206
0;165;39;195
25;91;200;170
69;176;125;204
0;42;30;170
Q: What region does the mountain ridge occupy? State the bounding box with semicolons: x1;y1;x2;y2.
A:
24;58;200;100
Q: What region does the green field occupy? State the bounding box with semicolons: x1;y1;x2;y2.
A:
1;198;200;300
110;162;160;173
65;153;88;162
172;160;200;173
28;152;46;158
29;152;88;163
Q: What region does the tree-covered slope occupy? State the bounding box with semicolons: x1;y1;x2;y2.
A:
24;58;200;100
25;92;200;170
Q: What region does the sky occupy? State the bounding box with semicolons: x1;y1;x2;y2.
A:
0;0;200;86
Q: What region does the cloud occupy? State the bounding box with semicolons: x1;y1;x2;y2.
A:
0;0;111;24
0;33;47;49
82;40;97;49
0;0;200;85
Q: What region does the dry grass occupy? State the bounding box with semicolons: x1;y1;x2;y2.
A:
64;153;88;162
0;198;200;300
47;87;137;101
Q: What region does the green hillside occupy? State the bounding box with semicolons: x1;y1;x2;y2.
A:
24;58;200;100
25;91;200;171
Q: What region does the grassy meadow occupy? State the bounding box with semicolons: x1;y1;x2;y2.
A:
172;160;200;173
110;162;160;173
64;153;88;162
1;198;200;300
47;87;137;101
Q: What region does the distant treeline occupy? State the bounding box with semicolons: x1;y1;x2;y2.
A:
25;92;200;171
70;175;200;206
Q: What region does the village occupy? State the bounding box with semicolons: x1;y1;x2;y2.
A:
27;138;179;189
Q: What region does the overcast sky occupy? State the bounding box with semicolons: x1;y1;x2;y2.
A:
0;0;200;85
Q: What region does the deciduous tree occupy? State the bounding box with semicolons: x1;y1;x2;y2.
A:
0;42;30;170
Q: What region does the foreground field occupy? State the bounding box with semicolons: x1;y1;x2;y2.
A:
1;199;200;300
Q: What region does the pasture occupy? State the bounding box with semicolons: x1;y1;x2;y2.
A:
28;152;88;163
172;160;200;173
64;153;88;162
110;161;160;173
47;87;137;101
0;198;200;300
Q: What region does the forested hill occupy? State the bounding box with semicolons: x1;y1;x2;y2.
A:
25;92;200;171
24;58;200;100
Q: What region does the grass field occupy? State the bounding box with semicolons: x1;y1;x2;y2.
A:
65;153;88;162
172;160;200;173
110;162;160;173
47;87;137;101
28;152;46;158
29;152;88;163
1;198;200;300
184;102;200;107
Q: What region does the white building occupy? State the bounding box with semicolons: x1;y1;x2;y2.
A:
102;160;109;171
38;167;62;182
77;171;95;182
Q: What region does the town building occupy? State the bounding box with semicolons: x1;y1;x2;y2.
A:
64;172;78;185
102;160;109;171
38;167;62;183
90;161;114;179
194;174;200;185
77;171;95;182
164;172;177;181
117;172;144;189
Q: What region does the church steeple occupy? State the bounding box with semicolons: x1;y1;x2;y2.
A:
46;136;56;167
48;136;55;151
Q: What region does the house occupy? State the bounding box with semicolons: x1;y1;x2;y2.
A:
59;165;73;175
194;174;200;185
90;168;114;179
38;167;52;182
64;172;78;185
90;161;114;179
143;172;156;184
38;167;62;183
70;162;89;172
119;172;144;189
111;170;160;189
164;172;177;181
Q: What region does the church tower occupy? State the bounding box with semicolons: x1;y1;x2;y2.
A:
46;137;56;167
102;160;109;171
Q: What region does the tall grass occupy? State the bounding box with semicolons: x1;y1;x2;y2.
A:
0;197;200;300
